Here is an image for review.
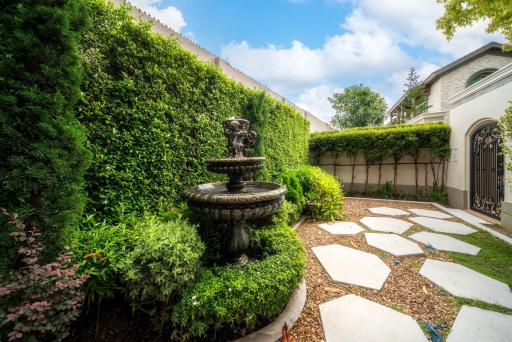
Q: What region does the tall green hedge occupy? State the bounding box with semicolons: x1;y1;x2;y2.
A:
0;0;90;251
77;0;309;220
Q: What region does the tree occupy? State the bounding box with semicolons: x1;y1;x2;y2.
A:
400;68;429;121
437;0;512;51
329;84;387;129
0;0;90;255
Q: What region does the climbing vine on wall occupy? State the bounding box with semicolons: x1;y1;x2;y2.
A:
310;122;451;195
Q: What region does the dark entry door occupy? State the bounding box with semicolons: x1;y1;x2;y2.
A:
470;123;504;219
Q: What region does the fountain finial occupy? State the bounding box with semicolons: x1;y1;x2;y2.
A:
223;118;257;158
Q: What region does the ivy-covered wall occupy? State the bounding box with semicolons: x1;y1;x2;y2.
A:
77;0;309;219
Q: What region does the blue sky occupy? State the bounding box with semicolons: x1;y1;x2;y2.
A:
131;0;503;123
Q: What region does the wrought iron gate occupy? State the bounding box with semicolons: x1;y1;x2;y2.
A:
470;123;504;219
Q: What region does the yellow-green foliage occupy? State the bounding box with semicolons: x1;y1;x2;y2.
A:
77;0;309;220
282;166;344;221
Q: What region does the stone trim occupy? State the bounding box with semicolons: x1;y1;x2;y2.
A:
232;279;307;342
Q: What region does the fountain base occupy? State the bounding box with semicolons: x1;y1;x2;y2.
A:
224;221;249;266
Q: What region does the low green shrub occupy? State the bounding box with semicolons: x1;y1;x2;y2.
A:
272;200;302;226
171;223;305;341
378;181;394;198
70;214;133;305
282;166;344;221
120;215;204;314
280;172;306;212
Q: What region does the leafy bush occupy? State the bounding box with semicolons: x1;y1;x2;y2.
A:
379;181;394;199
69;214;133;305
272;200;302;226
171;223;305;341
310;122;451;198
282;166;344;221
77;0;309;221
280;172;306;212
0;0;91;255
120;215;204;312
0;209;88;342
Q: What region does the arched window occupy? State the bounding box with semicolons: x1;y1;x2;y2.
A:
466;68;498;87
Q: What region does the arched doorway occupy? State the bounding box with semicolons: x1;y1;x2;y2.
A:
470;122;504;219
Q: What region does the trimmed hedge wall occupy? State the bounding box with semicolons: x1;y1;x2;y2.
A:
310;122;451;194
77;0;309;219
310;122;451;159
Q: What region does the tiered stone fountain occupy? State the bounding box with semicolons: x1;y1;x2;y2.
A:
184;118;287;265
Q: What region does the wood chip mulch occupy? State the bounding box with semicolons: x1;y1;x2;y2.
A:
288;198;470;342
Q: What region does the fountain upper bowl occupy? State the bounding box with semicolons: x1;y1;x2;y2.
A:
206;157;264;175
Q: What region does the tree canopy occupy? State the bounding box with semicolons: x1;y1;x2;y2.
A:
437;0;512;51
329;84;387;129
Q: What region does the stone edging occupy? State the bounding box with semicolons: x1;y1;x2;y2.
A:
231;279;307;342
293;216;307;230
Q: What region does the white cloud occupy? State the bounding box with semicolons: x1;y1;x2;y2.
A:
347;0;503;57
131;0;186;33
296;84;343;122
221;32;410;91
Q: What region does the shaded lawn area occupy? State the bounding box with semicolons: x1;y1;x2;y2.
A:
446;230;512;315
446;230;512;286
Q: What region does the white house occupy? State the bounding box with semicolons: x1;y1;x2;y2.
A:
389;42;512;228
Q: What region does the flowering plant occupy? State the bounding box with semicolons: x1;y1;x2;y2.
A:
0;208;88;341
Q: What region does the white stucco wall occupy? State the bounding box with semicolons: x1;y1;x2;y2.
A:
446;67;512;209
428;53;512;113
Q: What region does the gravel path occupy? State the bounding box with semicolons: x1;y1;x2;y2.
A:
289;198;468;342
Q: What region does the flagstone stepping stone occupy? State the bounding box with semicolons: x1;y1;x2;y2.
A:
446;306;512;342
360;216;414;234
419;259;512;309
312;244;390;290
317;221;364;235
409;231;480;255
365;233;424;256
408;208;452;219
319;294;428;342
369;207;409;216
409;216;477;235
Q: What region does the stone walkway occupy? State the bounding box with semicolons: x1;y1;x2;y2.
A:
305;203;512;342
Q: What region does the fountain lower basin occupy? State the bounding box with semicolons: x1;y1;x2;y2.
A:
185;181;286;221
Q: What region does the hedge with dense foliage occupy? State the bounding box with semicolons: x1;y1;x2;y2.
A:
77;0;309;220
310;122;451;195
0;0;91;254
171;223;305;341
310;122;451;159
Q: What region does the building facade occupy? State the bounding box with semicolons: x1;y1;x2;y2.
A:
389;42;512;228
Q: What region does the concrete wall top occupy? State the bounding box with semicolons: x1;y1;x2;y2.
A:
111;0;332;133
